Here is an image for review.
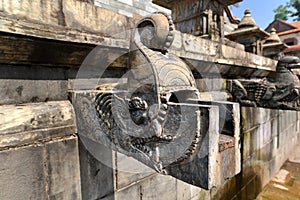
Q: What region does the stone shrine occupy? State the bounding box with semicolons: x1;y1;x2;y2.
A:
226;9;269;55
263;28;288;59
153;0;242;41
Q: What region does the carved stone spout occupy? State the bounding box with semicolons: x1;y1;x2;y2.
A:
72;12;241;189
228;56;300;110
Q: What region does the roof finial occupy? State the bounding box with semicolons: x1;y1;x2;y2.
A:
244;9;251;16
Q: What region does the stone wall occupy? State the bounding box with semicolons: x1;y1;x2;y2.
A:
196;107;300;200
77;106;300;200
0;1;300;200
0;101;81;200
93;0;170;18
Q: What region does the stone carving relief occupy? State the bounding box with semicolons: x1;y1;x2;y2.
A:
73;12;241;189
228;56;300;110
93;12;201;173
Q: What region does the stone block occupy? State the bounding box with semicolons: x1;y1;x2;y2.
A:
245;177;258;200
139;174;177;200
0;145;46;200
190;185;203;199
253;108;271;126
78;136;114;200
95;0;109;5
176;180;192;200
0;79;68;105
0;0;62;26
132;0;146;10
184;100;241;188
271;118;278;139
261;162;271;187
262;122;272;145
117;0;133;6
170;31;183;51
166;104;220;189
62;0;131;39
243;130;251;160
198;91;229;101
45;137;81;200
0;101;76;149
242;157;256;182
118;9;133;18
241;106;255;132
257;142;272;162
114;184;140;200
145;5;157;13
115;152;155;190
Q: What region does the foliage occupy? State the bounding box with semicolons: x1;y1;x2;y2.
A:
273;0;300;21
274;5;291;20
289;0;300;21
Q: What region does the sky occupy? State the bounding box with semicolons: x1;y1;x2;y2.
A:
231;0;291;29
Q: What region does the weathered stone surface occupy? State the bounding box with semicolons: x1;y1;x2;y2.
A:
46;137;81;200
0;34;95;67
0;101;76;149
63;0;131;37
0;80;68;104
78;136;114;200
169;31;277;78
114;183;140;200
0;145;46;200
0;0;132;47
115;152;155;190
0;0;63;26
0;137;81;200
176;180;192;200
139;174;177;200
0;0;278;80
195;78;226;92
166;104;220;189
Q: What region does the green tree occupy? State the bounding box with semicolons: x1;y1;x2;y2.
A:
273;4;291;20
289;0;300;21
273;0;300;21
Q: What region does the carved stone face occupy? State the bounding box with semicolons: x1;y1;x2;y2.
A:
262;86;276;100
129;97;148;125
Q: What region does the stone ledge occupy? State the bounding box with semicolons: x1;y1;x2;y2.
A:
0;0;132;48
0;0;278;78
0;100;77;149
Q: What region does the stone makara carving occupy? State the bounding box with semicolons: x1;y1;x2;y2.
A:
94;12;201;173
73;12;241;189
228;56;300;110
